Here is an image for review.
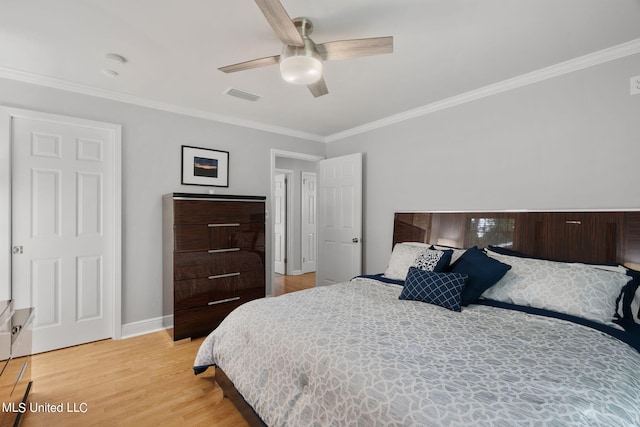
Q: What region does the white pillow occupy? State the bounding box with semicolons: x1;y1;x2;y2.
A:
403;241;463;269
588;264;628;274
383;243;428;280
401;241;431;248
482;250;629;327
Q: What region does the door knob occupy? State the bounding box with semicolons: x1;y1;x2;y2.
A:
352;238;359;243
12;246;23;254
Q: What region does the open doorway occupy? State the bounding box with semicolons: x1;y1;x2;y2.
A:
270;150;323;296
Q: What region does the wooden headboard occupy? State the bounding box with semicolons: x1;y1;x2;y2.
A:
393;211;640;268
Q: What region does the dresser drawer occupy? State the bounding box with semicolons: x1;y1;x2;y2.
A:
174;222;265;252
174;200;265;224
173;291;264;340
174;269;265;309
174;248;264;280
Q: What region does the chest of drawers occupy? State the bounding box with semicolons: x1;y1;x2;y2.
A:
163;194;266;341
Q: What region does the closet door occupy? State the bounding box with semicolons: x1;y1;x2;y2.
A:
10;109;120;353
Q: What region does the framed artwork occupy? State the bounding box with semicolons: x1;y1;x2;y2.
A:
181;145;229;187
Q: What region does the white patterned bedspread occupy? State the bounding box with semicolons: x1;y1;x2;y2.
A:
194;278;640;427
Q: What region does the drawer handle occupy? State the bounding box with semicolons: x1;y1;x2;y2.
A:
208;223;240;227
208;248;240;254
208;272;241;280
208;297;241;306
16;360;27;383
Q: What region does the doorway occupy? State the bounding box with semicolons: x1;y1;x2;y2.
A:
270;150;323;296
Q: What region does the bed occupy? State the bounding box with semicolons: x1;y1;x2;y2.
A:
194;211;640;426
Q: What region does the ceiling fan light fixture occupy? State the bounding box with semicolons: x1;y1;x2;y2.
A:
279;40;323;85
280;55;322;84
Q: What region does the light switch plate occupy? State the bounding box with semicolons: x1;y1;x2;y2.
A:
631;75;640;95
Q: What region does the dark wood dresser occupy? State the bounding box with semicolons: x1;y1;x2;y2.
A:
163;193;266;341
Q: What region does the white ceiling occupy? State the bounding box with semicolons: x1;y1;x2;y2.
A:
1;0;640;141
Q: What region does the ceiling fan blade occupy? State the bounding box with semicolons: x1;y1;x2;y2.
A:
218;55;280;73
254;0;304;47
307;76;328;97
316;36;393;61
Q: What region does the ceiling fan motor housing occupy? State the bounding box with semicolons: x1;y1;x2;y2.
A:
279;38;323;85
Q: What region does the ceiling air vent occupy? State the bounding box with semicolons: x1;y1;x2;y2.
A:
224;87;261;102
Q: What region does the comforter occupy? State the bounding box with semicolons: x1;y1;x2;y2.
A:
194;278;640;426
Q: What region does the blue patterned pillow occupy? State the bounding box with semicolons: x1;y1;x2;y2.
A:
400;267;468;312
412;249;452;272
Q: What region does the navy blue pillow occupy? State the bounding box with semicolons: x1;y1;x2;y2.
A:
615;269;640;328
400;267;468;312
449;246;512;306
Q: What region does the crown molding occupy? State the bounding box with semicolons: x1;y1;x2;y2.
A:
0;66;326;143
326;38;640;143
1;38;639;145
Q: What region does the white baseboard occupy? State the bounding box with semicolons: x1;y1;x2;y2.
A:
120;315;172;339
292;270;303;276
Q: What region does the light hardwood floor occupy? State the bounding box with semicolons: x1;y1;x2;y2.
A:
272;272;315;296
21;273;316;426
22;332;247;427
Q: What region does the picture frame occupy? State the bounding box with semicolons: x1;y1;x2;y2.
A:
181;145;229;187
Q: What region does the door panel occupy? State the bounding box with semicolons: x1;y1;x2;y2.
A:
77;255;102;319
31;258;60;327
32;169;61;237
273;174;286;275
77;172;102;236
302;172;317;273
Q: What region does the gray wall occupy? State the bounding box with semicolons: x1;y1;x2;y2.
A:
3;52;639;330
274;157;317;273
327;54;640;275
0;78;325;328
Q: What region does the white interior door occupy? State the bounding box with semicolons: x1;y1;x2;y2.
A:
273;173;286;275
317;153;362;286
301;172;317;274
10;111;119;353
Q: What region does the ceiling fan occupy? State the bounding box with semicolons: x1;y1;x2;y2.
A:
219;0;393;97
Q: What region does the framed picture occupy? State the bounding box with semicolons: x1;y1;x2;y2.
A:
181;145;229;187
